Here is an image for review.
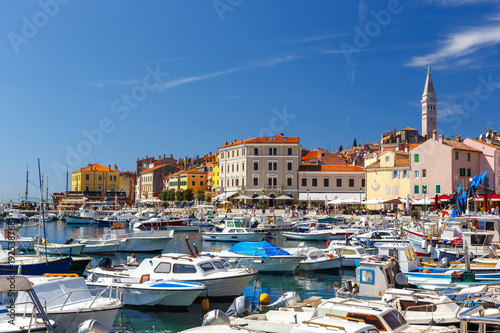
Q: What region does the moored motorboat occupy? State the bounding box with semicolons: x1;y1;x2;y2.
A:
102;227;174;252
63;206;95;224
34;239;85;256
202;219;265;242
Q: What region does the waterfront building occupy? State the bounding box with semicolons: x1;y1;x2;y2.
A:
301;148;345;165
409;131;481;199
71;163;120;193
462;137;499;194
217;133;301;204
365;150;411;202
298;165;365;202
140;163;179;199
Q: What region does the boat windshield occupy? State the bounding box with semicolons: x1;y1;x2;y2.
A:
382;310;407;330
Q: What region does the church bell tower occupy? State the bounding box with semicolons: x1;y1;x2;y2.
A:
421;66;437;139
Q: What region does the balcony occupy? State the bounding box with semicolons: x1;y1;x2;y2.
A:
263;185;282;192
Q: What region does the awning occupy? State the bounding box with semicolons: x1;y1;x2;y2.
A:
298;192;364;202
214;191;238;202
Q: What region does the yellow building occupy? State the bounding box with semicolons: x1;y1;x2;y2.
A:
179;169;207;192
212;153;220;193
365;150;411;203
71;163;120;193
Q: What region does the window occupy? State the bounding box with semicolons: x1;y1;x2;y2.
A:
269;148;277;155
253;162;258;171
392;186;399;195
392;170;400;179
231;151;234;158
301;178;307;187
253;177;258;186
268;162;272;171
85;174;89;181
459;168;466;177
324;178;330;187
221;165;224;173
386;185;391;195
402;170;408;178
287;148;292;155
414;170;420;178
361;178;365;187
312;178;318;187
231;179;234;186
192;181;195;186
336;178;342;187
455;151;459;160
242;149;245;155
360;269;374;284
154;262;171;273
98;175;102;181
236;150;239;157
349;178;355;187
467;168;471;177
414;154;419;163
98;185;102;192
422;169;427;177
287;177;292;186
254;148;258;155
221;152;224;159
385;156;390;162
414;185;419;194
200;262;215;272
213;261;225;269
268;177;277;186
436;184;441;194
85;185;90;191
467;153;471;161
200;181;204;186
173;264;197;274
287;162;292;171
242;162;244;171
236;164;238;172
111;185;115;192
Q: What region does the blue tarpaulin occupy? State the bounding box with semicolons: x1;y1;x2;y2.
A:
228;241;291;257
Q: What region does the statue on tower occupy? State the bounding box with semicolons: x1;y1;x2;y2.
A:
427;66;431;74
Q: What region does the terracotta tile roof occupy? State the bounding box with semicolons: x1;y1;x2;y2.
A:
74;163;119;173
443;140;481;152
299;165;364;172
400;127;418;131
465;138;500;150
185;169;206;175
408;143;421;150
365;161;380;169
141;163;175;173
219;134;299;148
302;151;318;160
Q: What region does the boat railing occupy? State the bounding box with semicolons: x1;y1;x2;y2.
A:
31;284;121;312
458;305;500;333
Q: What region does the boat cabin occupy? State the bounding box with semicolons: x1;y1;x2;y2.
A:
377;244;419;273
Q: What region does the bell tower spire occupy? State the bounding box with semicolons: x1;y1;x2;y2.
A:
421;66;437;139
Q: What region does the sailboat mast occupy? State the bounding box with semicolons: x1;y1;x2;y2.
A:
25;164;28;202
38;159;48;261
65;164;68;198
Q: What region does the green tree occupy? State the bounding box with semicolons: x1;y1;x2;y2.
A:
196;190;205;203
175;189;185;201
166;189;176;201
338;145;343;152
158;191;167;201
353;138;357;148
206;195;212;204
184;188;194;201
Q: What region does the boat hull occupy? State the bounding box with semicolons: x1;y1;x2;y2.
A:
116;237;173;252
296;257;342;271
223;255;304;273
0;257;72;275
34;244;85;256
48;307;120;333
187;272;256;298
81;243;120;254
281;231;331;241
202;233;265;242
63;215;94;224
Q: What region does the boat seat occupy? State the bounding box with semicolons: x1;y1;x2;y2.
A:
288;296;322;309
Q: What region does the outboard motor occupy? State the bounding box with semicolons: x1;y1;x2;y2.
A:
251;220;259;228
437;257;451;268
225;295;252;318
78;319;108;333
64;238;74;245
267;291;301;308
202;309;230;326
96;257;112;268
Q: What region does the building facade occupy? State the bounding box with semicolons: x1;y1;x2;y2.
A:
71;164;120;193
216;134;301;202
463;137;500;194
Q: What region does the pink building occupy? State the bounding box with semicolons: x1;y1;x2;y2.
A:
410;132;481;198
463;138;500;194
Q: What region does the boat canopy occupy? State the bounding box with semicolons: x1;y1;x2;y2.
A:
229;241;291;257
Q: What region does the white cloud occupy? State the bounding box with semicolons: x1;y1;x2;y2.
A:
286;33;350;44
425;0;500;6
406;25;500;68
157;55;300;91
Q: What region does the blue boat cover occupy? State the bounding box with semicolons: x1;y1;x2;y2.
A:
228;241;290;257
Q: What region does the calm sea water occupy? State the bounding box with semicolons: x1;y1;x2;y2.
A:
6;221;355;333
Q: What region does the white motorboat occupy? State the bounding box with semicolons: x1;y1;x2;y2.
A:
5;209;27;223
0;275;57;332
87;275;206;307
90;252;256;298
282;228;332;241
15;275;122;333
102;227;174;252
63;206;95;224
354;230;399;246
0;228;36;251
206;241;304;273
34;239;85;256
133;211;187;229
253;214;295;231
285;243;342;271
202;219;265;242
78;239;121;254
326;240;370;267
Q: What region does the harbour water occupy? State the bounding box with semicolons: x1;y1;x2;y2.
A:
6;220;355;332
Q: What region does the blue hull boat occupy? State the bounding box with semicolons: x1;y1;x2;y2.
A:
0;256;72;275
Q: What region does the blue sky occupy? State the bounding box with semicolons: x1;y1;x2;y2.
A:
1;0;500;201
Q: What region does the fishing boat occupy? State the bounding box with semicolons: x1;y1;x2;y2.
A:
202;219;265;242
353;230;400;247
63;206;95;224
16;275;122;333
326;240;371;267
5;209;27;223
34;238;85;256
87;275;206;307
0;227;37;251
89;246;256;298
206;241;305;273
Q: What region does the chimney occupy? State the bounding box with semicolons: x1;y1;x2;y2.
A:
163;154;165;159
405;147;409;153
114;164;118;170
209;151;212;155
146;155;148;159
280;132;284;136
225;141;228;145
438;134;444;144
456;135;461;142
108;165;111;171
432;130;437;140
493;131;497;138
170;154;173;159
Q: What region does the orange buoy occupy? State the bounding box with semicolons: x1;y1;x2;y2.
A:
422;269;431;273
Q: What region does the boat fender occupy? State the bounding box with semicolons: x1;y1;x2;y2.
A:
345;280;353;292
202;309;230;326
422;239;428;250
352;283;359;294
78;319;108;333
427;244;433;254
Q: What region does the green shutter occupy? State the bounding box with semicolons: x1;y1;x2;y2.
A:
414;154;419;162
455;151;459;160
414;185;419;194
436;184;441;194
467;169;471;177
467;153;471;161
